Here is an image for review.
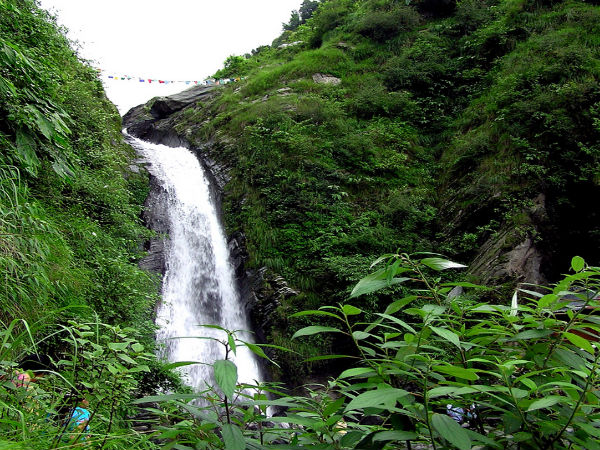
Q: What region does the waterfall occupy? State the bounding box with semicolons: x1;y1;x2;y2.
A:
126;133;262;391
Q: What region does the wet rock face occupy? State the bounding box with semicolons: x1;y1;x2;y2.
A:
139;175;169;276
467;194;550;287
148;85;217;119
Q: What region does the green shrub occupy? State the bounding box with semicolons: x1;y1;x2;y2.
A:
354;6;420;42
0;314;157;449
308;0;354;48
383;32;456;94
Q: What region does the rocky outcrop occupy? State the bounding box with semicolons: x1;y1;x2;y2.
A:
468;230;547;287
465;194;550;288
123;85;218;148
138;175;169;276
312;73;341;85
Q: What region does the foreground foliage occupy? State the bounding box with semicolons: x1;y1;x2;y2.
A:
136;254;600;449
1;1;160;443
0;312;157;449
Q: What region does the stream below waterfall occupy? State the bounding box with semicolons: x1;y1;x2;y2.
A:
126;133;262;391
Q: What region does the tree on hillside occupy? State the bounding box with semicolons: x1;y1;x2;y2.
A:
283;10;301;31
214;55;248;79
283;0;320;31
299;0;320;22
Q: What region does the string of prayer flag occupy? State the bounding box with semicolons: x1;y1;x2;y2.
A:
98;68;243;87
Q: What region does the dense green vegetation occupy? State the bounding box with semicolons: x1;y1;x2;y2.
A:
1;0;161;447
0;0;157;328
1;0;600;448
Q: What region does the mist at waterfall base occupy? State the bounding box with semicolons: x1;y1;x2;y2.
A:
127;134;262;392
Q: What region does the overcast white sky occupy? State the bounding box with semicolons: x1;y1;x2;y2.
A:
38;0;301;114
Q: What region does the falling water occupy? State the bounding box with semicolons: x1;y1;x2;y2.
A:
127;134;262;390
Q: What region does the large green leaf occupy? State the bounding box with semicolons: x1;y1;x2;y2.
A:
162;361;203;370
433;365;479;381
430;326;461;348
338;367;376;379
384;296;418;315
222;423;245;450
373;430;418;442
289;310;343;321
214;359;237;399
292;325;344;339
345;387;410;412
511;329;553;340
527;395;566;411
563;331;595;354
342;304;362;316
244;342;279;367
350;267;411;298
268;414;320;427
420;258;467;271
571;256;585;272
431;413;471;450
15;129;40;176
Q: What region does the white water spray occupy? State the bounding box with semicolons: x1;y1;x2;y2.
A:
127;134;262;390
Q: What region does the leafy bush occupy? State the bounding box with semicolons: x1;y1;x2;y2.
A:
383;32;456;94
213;55;250;79
0;313;157;449
307;0;354;48
354;6;420;42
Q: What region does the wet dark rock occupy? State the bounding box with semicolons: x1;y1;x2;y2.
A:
138;175;169;276
467;194;550;287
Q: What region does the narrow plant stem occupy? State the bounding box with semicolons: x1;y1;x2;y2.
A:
543;290;594;368
342;312;375;373
545;352;599;449
411;262;441;305
223;339;232;425
99;396;118;449
502;371;543;448
422;365;437;450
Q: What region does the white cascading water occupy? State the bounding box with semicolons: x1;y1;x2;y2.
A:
127;134;262;390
